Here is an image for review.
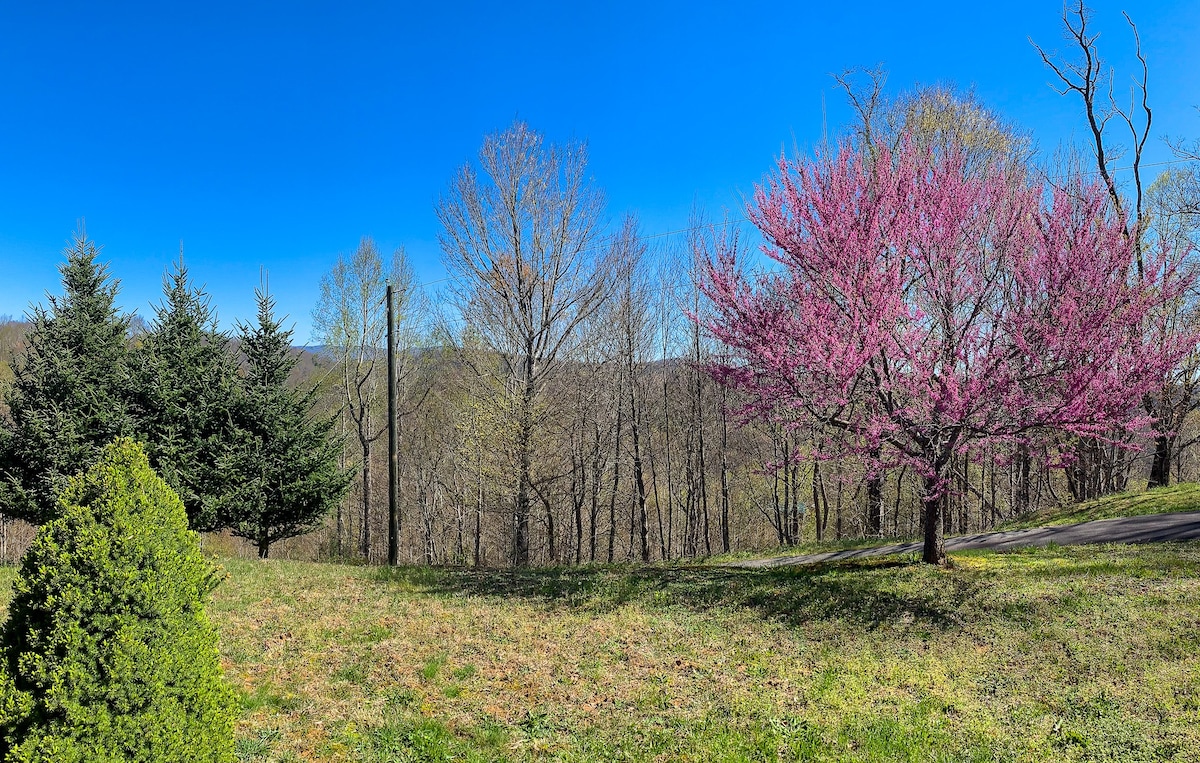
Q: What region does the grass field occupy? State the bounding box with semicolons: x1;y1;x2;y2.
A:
1000;482;1200;529
7;539;1200;762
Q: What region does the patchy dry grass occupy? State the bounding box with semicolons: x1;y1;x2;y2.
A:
707;537;900;565
1003;482;1200;529
2;543;1200;761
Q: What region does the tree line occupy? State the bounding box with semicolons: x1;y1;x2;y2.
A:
311;6;1198;568
1;3;1197;567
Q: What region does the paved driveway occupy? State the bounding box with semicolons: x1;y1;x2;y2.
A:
728;511;1200;569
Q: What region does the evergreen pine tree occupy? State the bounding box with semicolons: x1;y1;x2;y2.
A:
223;285;352;558
0;230;134;524
131;258;240;531
0;438;236;762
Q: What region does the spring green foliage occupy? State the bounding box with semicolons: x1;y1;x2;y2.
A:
0;438;236;762
223;287;353;558
131;259;241;531
0;231;135;524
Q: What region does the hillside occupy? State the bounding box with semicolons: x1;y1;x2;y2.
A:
4;540;1199;761
1002;483;1200;529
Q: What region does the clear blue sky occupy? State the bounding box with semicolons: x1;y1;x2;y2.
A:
2;0;1198;343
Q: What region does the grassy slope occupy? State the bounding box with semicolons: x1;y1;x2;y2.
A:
1002;482;1200;529
707;483;1200;565
7;542;1200;762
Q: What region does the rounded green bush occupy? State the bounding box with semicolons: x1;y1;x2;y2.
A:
0;438;236;762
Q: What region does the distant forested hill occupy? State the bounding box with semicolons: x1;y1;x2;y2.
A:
0;318;31;397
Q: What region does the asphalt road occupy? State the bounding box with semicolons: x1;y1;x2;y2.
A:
728;511;1200;569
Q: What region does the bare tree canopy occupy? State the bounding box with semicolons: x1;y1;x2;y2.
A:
438;121;619;566
311;237;422;561
438;121;613;379
834;66;1033;173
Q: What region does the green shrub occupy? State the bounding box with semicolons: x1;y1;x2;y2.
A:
0;438;236;762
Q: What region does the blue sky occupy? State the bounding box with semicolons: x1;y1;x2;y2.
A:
2;0;1198;343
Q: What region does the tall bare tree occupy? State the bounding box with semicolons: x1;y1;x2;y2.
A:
312;237;420;561
611;218;653;562
1031;2;1151;271
438;121;617;567
1031;3;1185;489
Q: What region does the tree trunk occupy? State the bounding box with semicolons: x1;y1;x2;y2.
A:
419;485;434;565
543;490;556;564
572;446;584;565
812;458;825;542
866;475;883;536
474;444;483;567
688;314;710;556
514;434;532;567
607;402;623;563
941;457;954;536
921;473;946;565
834;476;843;541
989;449;998;527
589;420;603;563
719;388;731;553
696;389;710;557
337;414;347;558
1148;433;1172;488
661;369;676;560
513;351;535;567
772;435;786;545
1015;445;1031;515
788;432;801;543
360;437;372;560
629;370;650;563
960;453;970;534
648;439;666;561
387;284;400;566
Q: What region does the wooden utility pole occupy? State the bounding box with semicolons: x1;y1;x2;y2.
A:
387;282;400;566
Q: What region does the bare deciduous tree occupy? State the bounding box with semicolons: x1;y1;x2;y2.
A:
438;121;617;567
1031;1;1152;273
1031;3;1186;490
312;237;421;560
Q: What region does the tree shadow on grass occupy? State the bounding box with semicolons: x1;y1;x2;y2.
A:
375;557;985;632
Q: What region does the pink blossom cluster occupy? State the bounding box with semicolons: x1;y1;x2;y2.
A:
703;140;1196;496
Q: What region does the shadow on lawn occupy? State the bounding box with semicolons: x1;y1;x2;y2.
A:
375;558;988;632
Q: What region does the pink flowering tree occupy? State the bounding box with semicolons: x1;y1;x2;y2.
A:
702;140;1195;564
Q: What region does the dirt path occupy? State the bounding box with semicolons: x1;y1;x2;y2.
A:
727;511;1200;569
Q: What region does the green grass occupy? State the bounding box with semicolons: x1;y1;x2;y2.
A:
4;540;1198;761
2;485;1200;762
707;536;907;564
1002;482;1200;529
